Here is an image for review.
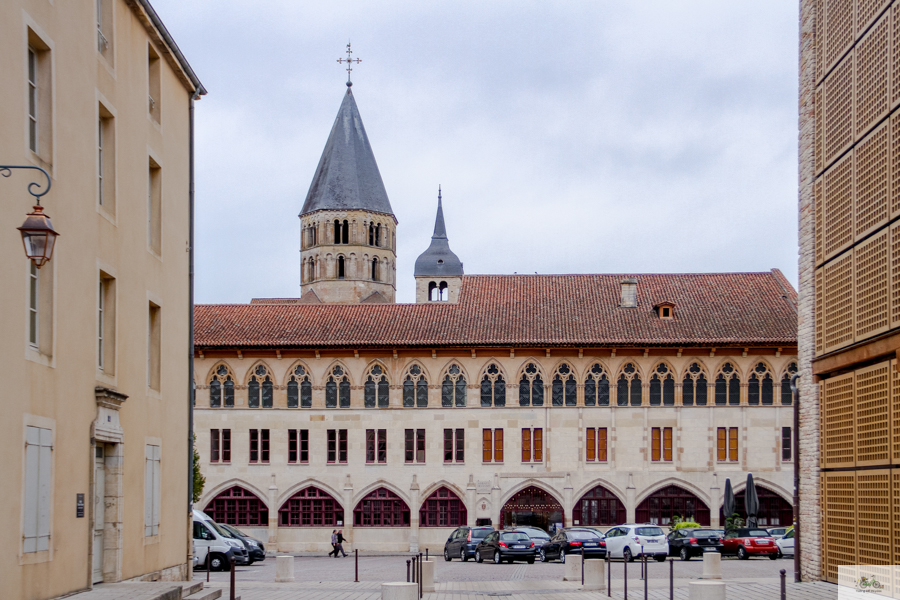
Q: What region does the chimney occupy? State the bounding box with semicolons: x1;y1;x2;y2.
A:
620;278;637;308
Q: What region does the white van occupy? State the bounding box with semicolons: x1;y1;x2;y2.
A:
192;509;247;571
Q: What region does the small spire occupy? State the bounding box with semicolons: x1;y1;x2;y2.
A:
432;186;447;239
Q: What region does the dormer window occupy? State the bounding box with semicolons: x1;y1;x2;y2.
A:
655;302;675;320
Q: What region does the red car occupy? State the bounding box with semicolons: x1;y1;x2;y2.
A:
721;528;779;559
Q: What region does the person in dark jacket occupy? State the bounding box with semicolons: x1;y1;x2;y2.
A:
328;530;338;557
334;529;348;557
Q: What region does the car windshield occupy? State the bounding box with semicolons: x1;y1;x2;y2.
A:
501;532;531;542
636;527;664;536
567;531;598;540
747;530;770;537
207;520;234;538
472;529;491;538
692;530;719;538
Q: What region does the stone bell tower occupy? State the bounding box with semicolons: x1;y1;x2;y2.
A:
298;85;397;304
414;189;464;303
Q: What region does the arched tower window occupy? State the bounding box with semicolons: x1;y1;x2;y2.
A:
649;363;675;406
617;362;642;406
375;223;381;247
279;486;343;527
518;363;544;406
552;363;577;406
715;362;741;405
441;364;466;407
287;364;312;408
584;363;609;406
402;364;428;408
781;362;798;405
748;362;774;405
248;364;273;408
326;365;351;408
439;281;448;301
337;256;345;279
372;258;379;281
480;363;506;407
209;364;235;408
419;487;467;527
682;362;708;406
364;364;390;408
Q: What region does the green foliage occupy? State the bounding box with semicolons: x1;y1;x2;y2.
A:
724;513;745;536
669;515;700;532
192;435;205;504
673;520;702;530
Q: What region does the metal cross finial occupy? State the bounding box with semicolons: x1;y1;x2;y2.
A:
438;185;442;202
337;42;361;87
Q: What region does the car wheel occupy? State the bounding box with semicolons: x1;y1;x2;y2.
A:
247;559;255;566
559;550;566;564
493;551;501;565
540;549;547;562
461;548;468;562
444;548;452;562
737;547;748;560
776;548;783;559
679;547;690;561
527;558;535;564
476;550;483;563
655;556;666;562
623;547;633;563
209;554;226;572
769;553;779;560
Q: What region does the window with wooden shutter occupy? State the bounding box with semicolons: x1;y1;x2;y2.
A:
483;429;492;462
651;427;661;461
597;428;607;461
533;429;542;462
586;428;596;461
23;426;52;553
144;444;160;536
494;429;504;462
717;428;727;461
728;428;738;462
663;427;672;461
522;429;531;462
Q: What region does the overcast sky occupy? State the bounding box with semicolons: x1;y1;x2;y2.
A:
151;0;799;304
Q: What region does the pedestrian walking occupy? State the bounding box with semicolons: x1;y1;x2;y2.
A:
334;529;348;557
328;530;338;557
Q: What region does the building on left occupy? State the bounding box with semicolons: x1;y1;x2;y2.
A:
0;1;205;598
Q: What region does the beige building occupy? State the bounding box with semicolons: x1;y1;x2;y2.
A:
0;0;204;598
798;0;900;583
192;86;798;556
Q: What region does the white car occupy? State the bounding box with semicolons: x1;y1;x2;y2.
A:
767;527;790;540
776;528;795;558
604;524;669;562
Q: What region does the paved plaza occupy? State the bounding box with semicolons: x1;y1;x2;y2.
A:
194;554;839;600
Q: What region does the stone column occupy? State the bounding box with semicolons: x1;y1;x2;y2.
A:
709;473;721;529
626;473;636;523
268;473;278;547
409;475;420;553
466;475;477;526
491;473;501;527
563;472;574;527
343;474;354;545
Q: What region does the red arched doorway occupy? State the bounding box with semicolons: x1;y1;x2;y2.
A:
719;486;793;526
636;484;710;526
573;483;626;526
500;486;563;532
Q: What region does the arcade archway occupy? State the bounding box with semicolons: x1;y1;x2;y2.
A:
573;483;626;526
500;486;563;532
719;486;793;527
636;484;710;526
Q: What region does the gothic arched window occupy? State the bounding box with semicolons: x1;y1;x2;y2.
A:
441;364;466;407
326;365;351;408
402;364;428;408
248;364;273;408
780;362;798;405
363;364;390;408
584;363;610;406
617;362;642;406
715;362;741;405
552;363;577;406
649;363;675;406
518;363;544;406
287;364;312;408
209;364;235;408
480;363;506;407
682;362;708;406
748;362;774;405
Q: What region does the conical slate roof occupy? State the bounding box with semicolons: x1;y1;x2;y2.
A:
414;192;464;277
300;89;394;217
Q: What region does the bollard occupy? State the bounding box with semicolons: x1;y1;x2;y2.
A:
229;556;236;600
406;559;410;582
607;553;611;597
641;547;644;580
582;549;585;585
206;552;210;583
624;556;628;600
275;555;295;582
643;553;648;599
418;553;423;599
426;548;429;561
780;569;786;600
669;558;674;600
355;549;358;582
411;556;416;583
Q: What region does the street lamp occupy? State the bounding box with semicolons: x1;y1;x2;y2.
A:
1;165;59;268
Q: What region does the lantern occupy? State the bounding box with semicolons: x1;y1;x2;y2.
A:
18;204;59;268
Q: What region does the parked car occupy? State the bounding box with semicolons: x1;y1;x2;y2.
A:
475;530;537;564
218;523;266;564
767;527;791;540
443;525;495;561
604;524;669;562
721;528;778;560
666;528;723;560
539;528;606;563
776;528;795;558
511;526;551;548
192;509;246;571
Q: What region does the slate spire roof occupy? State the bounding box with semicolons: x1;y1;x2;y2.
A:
299;89;394;217
414;189;464;277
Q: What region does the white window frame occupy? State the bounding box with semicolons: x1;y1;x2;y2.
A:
22;424;53;556
27;46;37;153
28;263;38;347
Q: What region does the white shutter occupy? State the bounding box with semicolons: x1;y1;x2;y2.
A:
144;445;153;536
36;428;52;551
151;446;160;536
23;426;52;553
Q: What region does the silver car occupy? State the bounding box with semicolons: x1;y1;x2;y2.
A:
604;524;669;562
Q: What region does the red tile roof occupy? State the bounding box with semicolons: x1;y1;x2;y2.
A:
195;271;797;349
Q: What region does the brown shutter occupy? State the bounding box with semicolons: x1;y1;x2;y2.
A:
598;428;607;462
651;427;661;462
586;428;595;461
729;427;738;462
663;427;672;461
717;428;726;461
534;428;543;462
483;429;492;462
522;429;531;462
495;429;504;462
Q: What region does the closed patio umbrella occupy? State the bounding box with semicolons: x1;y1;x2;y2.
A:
745;474;760;529
723;478;735;522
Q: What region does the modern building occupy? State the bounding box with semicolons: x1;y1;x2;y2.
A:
192;85;798;554
0;0;204;597
798;0;900;583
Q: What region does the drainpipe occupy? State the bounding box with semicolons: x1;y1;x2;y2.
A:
790;373;800;583
187;86;201;568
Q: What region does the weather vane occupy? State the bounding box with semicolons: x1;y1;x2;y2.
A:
337;42;361;88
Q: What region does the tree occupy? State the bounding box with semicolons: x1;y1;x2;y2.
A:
192;435;205;504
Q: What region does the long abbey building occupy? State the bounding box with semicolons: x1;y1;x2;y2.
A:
193;84;798;552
